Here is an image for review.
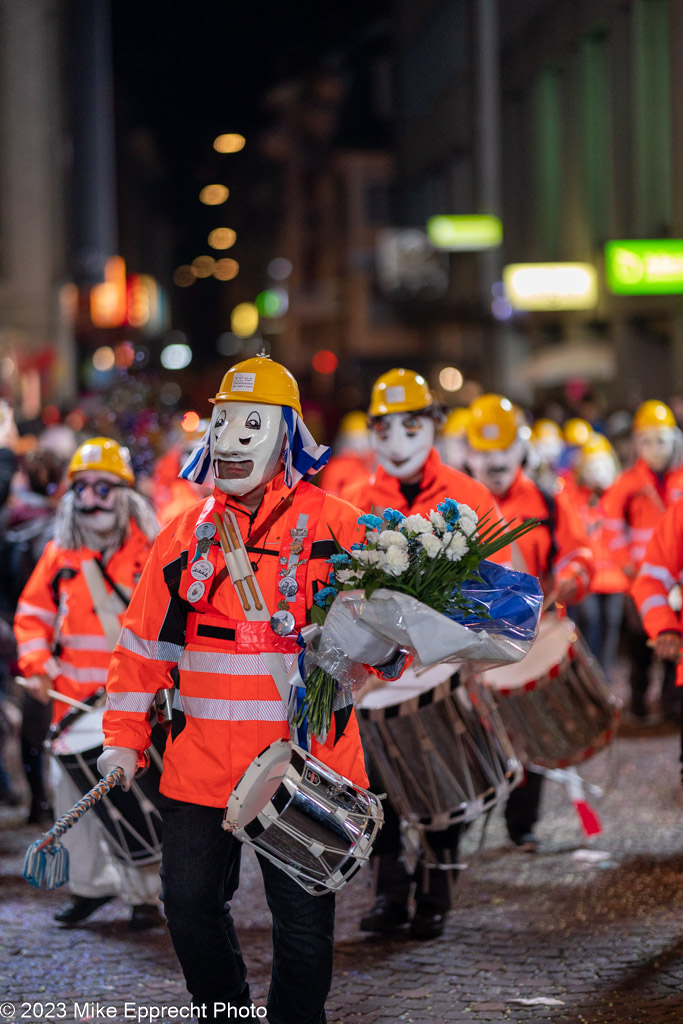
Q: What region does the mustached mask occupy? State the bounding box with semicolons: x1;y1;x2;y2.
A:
209;401;286;497
371;412;435;482
71;471;124;537
467;440;526;497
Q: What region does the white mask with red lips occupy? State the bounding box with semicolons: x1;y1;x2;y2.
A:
210;401;286;497
466;440;526;497
371;412;435;482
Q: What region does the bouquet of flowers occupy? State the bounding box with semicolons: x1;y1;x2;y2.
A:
294;499;543;740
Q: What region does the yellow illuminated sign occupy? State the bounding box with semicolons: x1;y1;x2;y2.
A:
503;263;598;311
426;215;503;251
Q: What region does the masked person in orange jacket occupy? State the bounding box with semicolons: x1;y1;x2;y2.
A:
631;499;683;775
337;369;505;941
601;400;683;722
96;358;397;1024
465;394;594;851
14;437;163;929
565;434;628;681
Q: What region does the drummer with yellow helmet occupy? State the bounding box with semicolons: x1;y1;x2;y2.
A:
435;406;471;471
97;357;392;1024
601;399;683;721
14;437;162;929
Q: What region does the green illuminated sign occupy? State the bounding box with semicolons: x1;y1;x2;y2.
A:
605;240;683;294
426;214;503;251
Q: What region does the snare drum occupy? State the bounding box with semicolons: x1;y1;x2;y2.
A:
481;615;620;769
358;663;523;830
223;739;384;896
49;697;165;866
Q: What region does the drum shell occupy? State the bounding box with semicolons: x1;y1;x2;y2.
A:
49;699;165;866
482;619;620;769
358;669;522;830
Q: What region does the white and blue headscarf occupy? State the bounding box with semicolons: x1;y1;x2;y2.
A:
179;404;330;489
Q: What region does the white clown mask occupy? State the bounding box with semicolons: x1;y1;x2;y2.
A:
71;471;125;538
466;440;526;497
635;427;676;474
371;412;434;482
579;454;617;492
210;401;286;497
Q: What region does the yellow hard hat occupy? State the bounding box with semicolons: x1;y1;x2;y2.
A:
68;437;134;485
466;394;520;451
580;433;615;460
211;356;302;417
368;368;434;417
563;418;592;447
339;410;369;435
633;399;676;431
531;418;563;442
441;407;471;437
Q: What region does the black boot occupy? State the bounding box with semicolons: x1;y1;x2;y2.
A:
53;895;115;925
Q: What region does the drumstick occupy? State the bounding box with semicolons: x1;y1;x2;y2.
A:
223;516;263;611
213;513;251;610
14;676;96;713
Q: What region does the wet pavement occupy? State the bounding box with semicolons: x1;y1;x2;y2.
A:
2;666;683;1024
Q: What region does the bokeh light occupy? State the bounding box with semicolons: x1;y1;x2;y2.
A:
192;255;216;278
255;288;288;318
439;366;464;392
161;343;193;370
268;257;293;280
173;265;196;287
92;346;116;372
213;258;240;281
208;228;237;250
181;411;201;433
199;184;230;205
160;382;182;406
231;303;259;338
213;133;246;154
312;350;338;375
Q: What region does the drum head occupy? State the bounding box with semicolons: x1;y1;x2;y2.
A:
228;741;293;828
358;661;459;711
50;707;105;756
482;615;576;691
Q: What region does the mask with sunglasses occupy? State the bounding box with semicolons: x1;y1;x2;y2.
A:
72;472;125;536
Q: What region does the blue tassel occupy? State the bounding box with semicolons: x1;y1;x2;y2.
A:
45;842;69;889
23;843;47;888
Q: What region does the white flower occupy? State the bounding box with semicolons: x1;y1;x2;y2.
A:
428;510;447;533
458;516;478;537
401;514;433;535
419;533;442;558
378;530;409;550
382;545;411;576
335;568;360;583
357;547;382;566
443;531;468;562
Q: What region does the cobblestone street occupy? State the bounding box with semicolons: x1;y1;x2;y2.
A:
2;671;683;1024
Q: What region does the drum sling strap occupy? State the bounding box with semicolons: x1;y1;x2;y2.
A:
80;557;131;652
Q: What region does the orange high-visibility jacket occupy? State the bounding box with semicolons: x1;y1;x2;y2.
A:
14;522;154;724
572;484;629;595
318;451;376;498
497;470;594;600
600;459;683;577
631;498;683;685
102;474;370;808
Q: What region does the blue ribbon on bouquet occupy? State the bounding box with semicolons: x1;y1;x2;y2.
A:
448;559;543;641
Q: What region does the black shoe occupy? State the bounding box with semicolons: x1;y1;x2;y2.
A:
510;832;540;853
410;907;449;940
53;895;115;925
129;903;164;931
359;896;409;933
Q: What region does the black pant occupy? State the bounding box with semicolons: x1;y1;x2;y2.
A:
504;769;544;842
160;796;333;1024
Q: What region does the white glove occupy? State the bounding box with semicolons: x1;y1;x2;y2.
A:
321;599;397;667
97;746;139;792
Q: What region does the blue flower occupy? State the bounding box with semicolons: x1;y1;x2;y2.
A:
350;542;363;550
313;586;338;606
329;552;351;565
358;513;383;531
437;498;461;521
382;508;406;526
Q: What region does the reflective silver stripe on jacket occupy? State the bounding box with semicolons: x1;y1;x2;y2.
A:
61;634;112;652
16;637;51;657
638;594;671;617
178;650;298;676
117;627;184;664
57;665;110;685
16;601;57;625
106;691;156;714
178;694;288;721
638;562;677;590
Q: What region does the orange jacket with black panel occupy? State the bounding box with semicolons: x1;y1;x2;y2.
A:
631;499;683;686
14;522;153;724
600;459;683;578
101;474;369;809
